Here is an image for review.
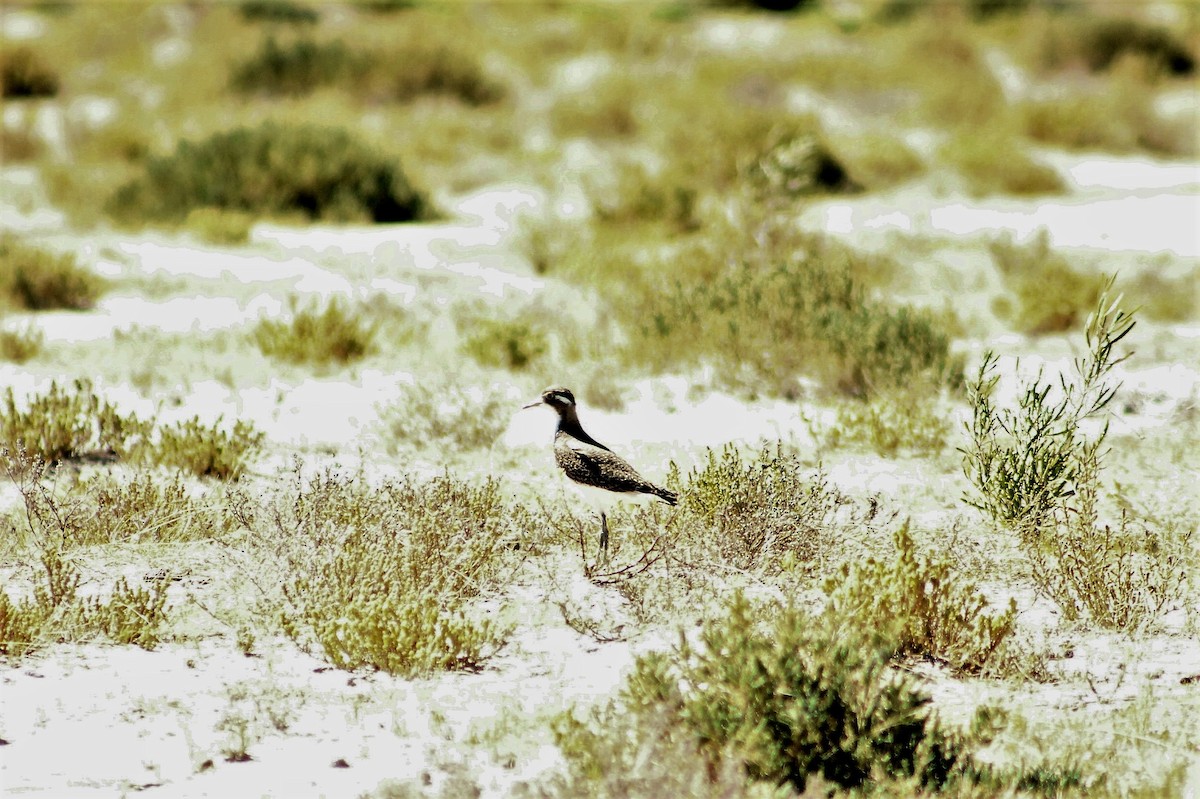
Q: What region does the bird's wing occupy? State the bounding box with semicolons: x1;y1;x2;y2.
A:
561;437;656;494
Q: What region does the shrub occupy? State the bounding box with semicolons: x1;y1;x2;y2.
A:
553;592;1067;795
461;316;548;371
230;36;365;96
0;379;149;464
277;471;515;675
239;0;320;24
183;207;255;246
813;389;951;456
989;231;1105;334
0;234;107;311
0;324;45;363
962;286;1184;630
823;524;1018;674
149;416;264;481
0;46;59;98
961;284;1134;532
251;296;377;366
678;444;848;573
1078;18;1194;76
383;44;505;106
632;226;960;397
107;122;426;224
939;131;1064;197
378;380;512;453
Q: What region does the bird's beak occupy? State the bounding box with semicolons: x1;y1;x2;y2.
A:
521;398;543;410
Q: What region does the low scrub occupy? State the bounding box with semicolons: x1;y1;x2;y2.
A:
678;444;848;573
553;591;1078;796
277;471;517;675
0;379;262;479
0;234;107;311
461;315;548;371
239;0;320;24
628;225;961;397
989;231;1105;334
378;380;512;453
251;296;377;366
747;130;857;200
0;46;59;98
0;324;45;363
231;36;365;96
107;122;426;225
940;131;1064;197
1075;17;1194;76
824;524;1017;674
812;389;951;456
963;285;1185;630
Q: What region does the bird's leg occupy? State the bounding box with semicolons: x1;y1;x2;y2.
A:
599;511;609;558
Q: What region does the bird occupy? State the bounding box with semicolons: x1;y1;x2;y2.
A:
521;386;677;555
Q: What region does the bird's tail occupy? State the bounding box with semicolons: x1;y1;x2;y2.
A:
650;484;678;506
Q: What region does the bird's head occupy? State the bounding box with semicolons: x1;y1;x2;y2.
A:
522;385;576;414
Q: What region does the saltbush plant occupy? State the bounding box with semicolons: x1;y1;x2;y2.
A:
554;591;1076;795
252;296;378;366
0;234;107;311
0;46;59;98
0;380;262;479
678;444;848;573
231;37;365;96
107;122;426;225
823;524;1018;674
989;231;1105;334
277;471;517;676
962;285;1185;630
631;225;960;397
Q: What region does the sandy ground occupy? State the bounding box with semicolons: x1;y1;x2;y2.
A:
1;152;1199;797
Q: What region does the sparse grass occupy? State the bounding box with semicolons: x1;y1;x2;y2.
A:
107;122;426;226
277;470;518;676
183;207;255;246
833;131;926;189
461;315;549;372
251;296;378;366
231;36;365;97
0;234;107;312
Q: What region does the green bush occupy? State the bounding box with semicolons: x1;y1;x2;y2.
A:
0;324;45;363
378;380;512;453
231;37;365;96
989;232;1105;334
0;380;262;479
631;226;960;397
824;524;1017;674
554;592;1072;795
239;0;320;24
961;284;1134;532
278;472;516;675
252;296;378;366
0;379;149;464
813;389;951;456
0;46;59;98
1078;18;1194;75
107;122;426;224
679;444;847;572
150;416;264;481
0;234;107;311
383;44;505;106
461;316;548;371
940;132;1065;197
